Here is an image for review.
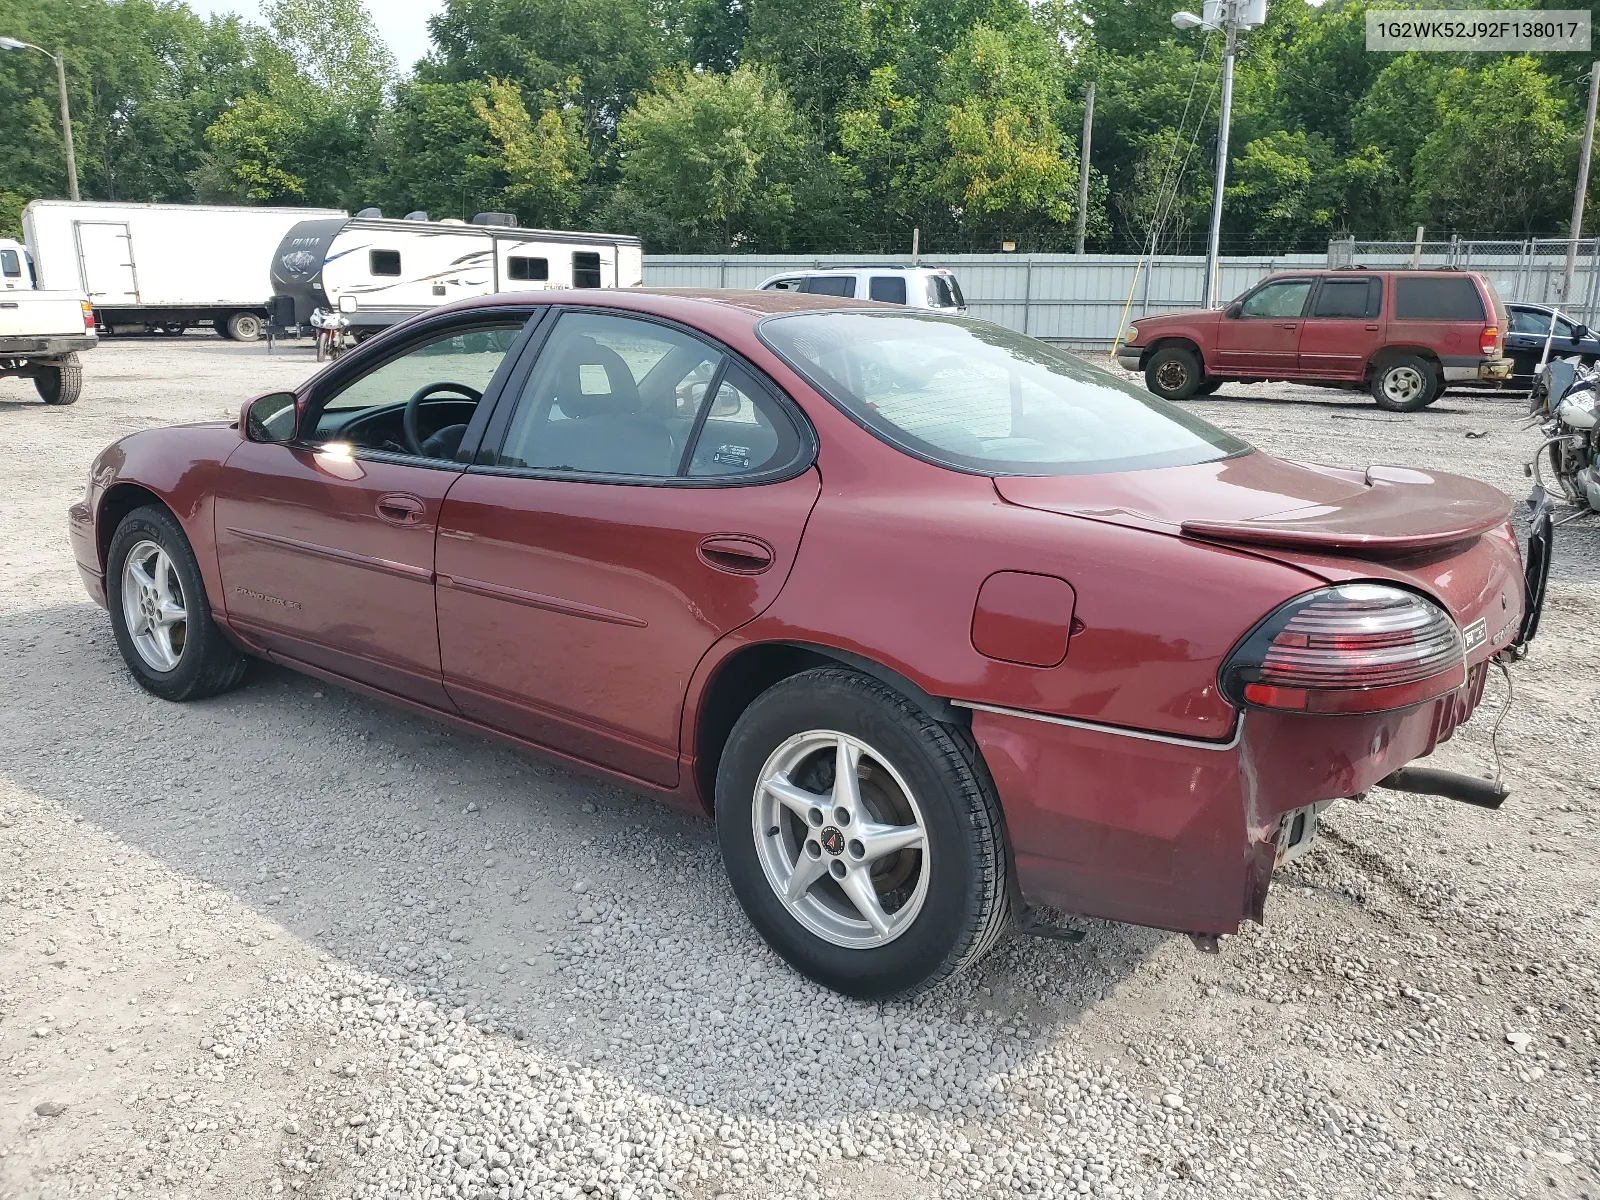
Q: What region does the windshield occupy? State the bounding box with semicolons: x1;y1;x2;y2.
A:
759;311;1247;476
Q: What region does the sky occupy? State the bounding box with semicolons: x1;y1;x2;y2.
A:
184;0;445;73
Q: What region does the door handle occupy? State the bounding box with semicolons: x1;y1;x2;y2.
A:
375;493;425;525
698;535;774;574
1275;322;1298;330
1365;323;1380;331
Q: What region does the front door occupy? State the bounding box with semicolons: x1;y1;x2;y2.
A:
1297;275;1384;379
74;222;138;303
436;309;821;786
215;316;531;706
1214;277;1312;374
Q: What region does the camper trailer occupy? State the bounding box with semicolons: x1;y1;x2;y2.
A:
269;210;644;335
22;200;347;339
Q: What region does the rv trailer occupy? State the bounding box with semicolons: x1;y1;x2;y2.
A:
268;210;645;334
22;201;347;339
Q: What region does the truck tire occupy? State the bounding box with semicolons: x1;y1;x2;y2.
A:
1144;345;1204;401
1371;354;1441;412
225;311;263;342
35;353;82;405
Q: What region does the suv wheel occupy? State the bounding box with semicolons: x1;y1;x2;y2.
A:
1371;354;1441;411
715;667;1013;999
1144;346;1203;401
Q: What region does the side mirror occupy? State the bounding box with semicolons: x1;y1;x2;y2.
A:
243;391;298;444
1226;302;1243;318
1573;325;1590;340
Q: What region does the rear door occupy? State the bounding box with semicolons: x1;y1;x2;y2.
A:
434;308;821;786
1214;277;1312;374
1297;275;1384;379
800;275;856;297
74;222;138;303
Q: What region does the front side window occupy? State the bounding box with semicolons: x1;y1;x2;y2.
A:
1239;280;1311;319
1394;276;1485;321
0;250;18;278
507;256;548;282
801;275;855;297
370;249;401;276
572;251;603;288
308;322;525;454
761;311;1245;477
869;276;908;305
1311;278;1380;319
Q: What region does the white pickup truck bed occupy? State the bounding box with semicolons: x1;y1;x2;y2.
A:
0;289;96;405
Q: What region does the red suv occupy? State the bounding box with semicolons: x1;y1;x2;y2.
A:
1118;269;1511;411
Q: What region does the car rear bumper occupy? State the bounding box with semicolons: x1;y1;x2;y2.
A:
966;664;1501;935
67;499;106;608
0;333;96;357
1442;357;1512;382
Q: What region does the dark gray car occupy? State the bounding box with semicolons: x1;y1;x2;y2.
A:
1503;302;1600;386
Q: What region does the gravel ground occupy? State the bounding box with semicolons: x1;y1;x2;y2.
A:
1;337;1597;1200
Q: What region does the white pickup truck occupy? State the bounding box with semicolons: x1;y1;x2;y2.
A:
0;283;96;405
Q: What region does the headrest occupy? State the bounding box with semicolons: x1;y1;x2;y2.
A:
554;336;641;418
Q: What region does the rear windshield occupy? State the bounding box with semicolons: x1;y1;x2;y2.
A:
759;311;1247;476
1394;276;1485;321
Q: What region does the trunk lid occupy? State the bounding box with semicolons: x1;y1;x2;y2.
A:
993;452;1511;556
0;290;91;338
994;452;1524;648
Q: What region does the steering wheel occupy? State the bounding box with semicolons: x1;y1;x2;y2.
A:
402;383;482;456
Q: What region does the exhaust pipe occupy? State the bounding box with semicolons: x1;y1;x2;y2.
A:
1377;766;1509;809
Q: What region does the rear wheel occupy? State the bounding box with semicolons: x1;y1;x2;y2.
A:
1371;354;1441;411
225;311;262;342
715;667;1012;999
107;505;249;701
34;353;81;405
1144;345;1203;401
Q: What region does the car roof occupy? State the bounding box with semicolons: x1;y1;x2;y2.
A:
767;266;950;275
427;286;881;323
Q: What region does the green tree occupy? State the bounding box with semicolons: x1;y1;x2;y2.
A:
833;65;922;250
745;0;873;134
602;66;815;249
923;23;1077;246
368;80;503;219
473;78;590;226
1225;130;1342;250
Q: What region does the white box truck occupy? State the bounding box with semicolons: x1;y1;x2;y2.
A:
22;200;345;341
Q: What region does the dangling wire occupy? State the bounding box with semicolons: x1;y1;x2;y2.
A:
1489;657;1514;786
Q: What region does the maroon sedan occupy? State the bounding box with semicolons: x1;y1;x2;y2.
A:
68;290;1544;998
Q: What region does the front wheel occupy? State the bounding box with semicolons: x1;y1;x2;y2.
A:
1371;355;1441;411
715;667;1013;999
107;505;249;701
34;353;82;405
1143;346;1203;401
225;311;263;342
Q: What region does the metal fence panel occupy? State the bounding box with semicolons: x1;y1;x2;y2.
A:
641;253;1328;348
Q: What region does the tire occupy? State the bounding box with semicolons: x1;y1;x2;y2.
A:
1370;354;1441;411
34;353;81;405
1143;345;1203;401
225;311;263;341
106;504;249;702
1193;378;1224;396
715;666;1013;999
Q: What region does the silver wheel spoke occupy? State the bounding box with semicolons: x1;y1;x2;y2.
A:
154;554;177;605
785;851;828;902
830;737;863;819
120;540;186;674
150;626;179;670
854;821;924;862
837;870;892;936
127;559;156;593
763;773;822;822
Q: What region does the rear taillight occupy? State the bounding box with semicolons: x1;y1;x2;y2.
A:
82;301;95;330
1480;325;1498;356
1221;583;1464;715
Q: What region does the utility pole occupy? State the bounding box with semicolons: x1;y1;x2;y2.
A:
1172;0;1264;308
1074;82;1095;255
1202;18;1237;308
0;38;78;200
1562;61;1600;306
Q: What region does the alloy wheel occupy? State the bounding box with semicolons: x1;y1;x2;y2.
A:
120;539;187;672
751;730;930;949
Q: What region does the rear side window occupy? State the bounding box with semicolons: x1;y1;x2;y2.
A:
507;256;548;281
926;276;960;308
370;249;401;276
764;277;803;291
686;364;804;477
801;275;855;297
0;250;18;278
572;251;603;288
1394;276;1485;321
869;276;907;304
1311;278;1380;319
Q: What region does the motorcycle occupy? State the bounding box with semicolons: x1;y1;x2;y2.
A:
1529;358;1600;515
309;306;350;363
